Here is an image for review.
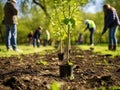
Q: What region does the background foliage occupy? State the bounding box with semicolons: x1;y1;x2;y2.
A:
0;0;120;45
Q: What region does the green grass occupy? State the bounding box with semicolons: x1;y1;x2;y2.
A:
0;45;55;57
1;44;120;57
77;44;120;56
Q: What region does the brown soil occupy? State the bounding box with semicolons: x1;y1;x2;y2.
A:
0;47;120;90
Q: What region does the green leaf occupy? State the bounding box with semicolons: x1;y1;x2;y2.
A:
63;17;75;28
63;18;70;25
69;18;75;28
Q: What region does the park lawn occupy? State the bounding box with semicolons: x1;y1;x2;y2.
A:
0;44;120;57
77;44;120;56
0;45;55;57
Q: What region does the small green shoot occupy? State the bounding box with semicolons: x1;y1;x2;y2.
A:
101;81;106;86
103;59;108;65
98;86;106;90
110;55;115;59
69;75;74;80
90;55;96;58
96;62;101;65
98;86;120;90
104;69;109;72
20;58;23;64
109;86;120;90
76;55;84;58
67;86;71;90
51;81;60;90
67;61;73;66
36;60;48;65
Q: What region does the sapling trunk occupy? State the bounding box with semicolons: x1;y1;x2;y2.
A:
67;5;71;62
67;24;70;62
60;37;63;53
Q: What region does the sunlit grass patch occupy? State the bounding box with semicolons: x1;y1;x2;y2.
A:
77;44;120;56
0;45;55;57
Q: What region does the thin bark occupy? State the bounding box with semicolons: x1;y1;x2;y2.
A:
33;0;50;18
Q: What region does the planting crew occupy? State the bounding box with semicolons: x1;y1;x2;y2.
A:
84;19;96;46
33;26;42;47
77;33;83;44
27;31;34;45
101;4;120;51
43;30;50;46
3;0;22;52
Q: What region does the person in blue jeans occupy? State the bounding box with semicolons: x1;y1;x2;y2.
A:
33;26;42;47
84;19;96;46
3;0;22;52
101;4;120;51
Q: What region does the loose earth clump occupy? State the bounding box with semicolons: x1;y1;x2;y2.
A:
0;47;120;90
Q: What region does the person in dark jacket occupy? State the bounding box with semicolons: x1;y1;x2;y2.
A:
3;0;22;52
101;4;120;51
27;31;33;45
33;26;42;47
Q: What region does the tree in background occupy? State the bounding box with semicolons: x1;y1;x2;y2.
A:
1;0;118;44
0;1;5;43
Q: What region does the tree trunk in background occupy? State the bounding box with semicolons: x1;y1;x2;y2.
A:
32;0;51;29
0;26;4;43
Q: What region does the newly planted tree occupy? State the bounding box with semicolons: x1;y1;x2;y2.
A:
51;0;88;77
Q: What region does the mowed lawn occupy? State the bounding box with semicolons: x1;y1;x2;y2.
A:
0;44;120;57
0;45;55;57
77;44;120;56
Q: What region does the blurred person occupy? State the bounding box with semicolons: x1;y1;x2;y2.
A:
101;4;120;51
3;0;22;52
77;33;83;44
43;30;50;46
84;19;96;46
33;26;42;47
27;31;33;45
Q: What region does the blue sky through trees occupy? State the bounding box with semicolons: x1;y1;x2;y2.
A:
82;0;105;13
2;0;105;14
